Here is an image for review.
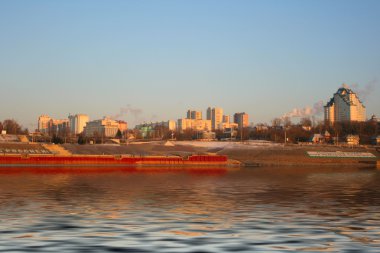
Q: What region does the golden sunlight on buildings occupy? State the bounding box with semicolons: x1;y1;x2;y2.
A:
68;114;89;135
84;117;126;138
324;84;366;123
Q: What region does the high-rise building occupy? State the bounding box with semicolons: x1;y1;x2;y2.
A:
54;119;70;135
206;107;212;120
179;109;212;132
187;110;202;120
38;115;70;135
47;119;70;135
324;84;366;123
211;107;223;130
38;115;51;133
223;115;230;123
68;114;89;135
234;112;249;129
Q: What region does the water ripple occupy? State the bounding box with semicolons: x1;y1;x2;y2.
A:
0;167;380;252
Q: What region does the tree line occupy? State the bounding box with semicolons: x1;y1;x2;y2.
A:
1;117;378;145
251;117;379;144
128;117;379;144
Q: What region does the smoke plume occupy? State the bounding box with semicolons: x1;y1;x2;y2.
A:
351;79;378;101
111;105;144;125
282;100;324;119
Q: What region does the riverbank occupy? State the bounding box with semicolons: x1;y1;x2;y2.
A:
220;146;378;167
0;141;379;167
66;141;379;167
59;141;380;167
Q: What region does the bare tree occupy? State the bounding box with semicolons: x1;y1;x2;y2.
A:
300;117;312;127
283;117;292;128
2;119;22;134
271;118;282;127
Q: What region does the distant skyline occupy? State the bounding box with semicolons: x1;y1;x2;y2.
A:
1;0;379;129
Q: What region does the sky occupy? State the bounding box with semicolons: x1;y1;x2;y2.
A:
0;0;379;129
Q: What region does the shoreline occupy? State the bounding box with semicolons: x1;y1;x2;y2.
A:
0;141;378;168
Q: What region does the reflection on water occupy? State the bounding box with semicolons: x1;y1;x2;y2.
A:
0;166;380;252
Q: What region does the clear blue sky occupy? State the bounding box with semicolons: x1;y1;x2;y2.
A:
1;0;379;129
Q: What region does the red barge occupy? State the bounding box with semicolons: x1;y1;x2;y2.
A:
0;154;228;167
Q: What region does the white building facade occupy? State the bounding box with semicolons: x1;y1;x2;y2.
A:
208;107;223;130
38;115;51;133
68;114;89;135
177;118;211;132
324;84;366;123
84;117;120;138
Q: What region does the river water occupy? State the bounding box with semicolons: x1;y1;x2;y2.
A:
0;166;379;252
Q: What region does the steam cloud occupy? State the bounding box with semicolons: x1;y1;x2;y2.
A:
282;101;324;119
111;106;164;127
351;79;378;101
111;105;145;125
281;79;379;119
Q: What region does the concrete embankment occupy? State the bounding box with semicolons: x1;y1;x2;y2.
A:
43;144;72;156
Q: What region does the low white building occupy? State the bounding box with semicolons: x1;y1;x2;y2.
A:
84;117;120;138
219;122;238;131
135;120;176;131
177;118;211;132
311;134;325;143
345;135;360;146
